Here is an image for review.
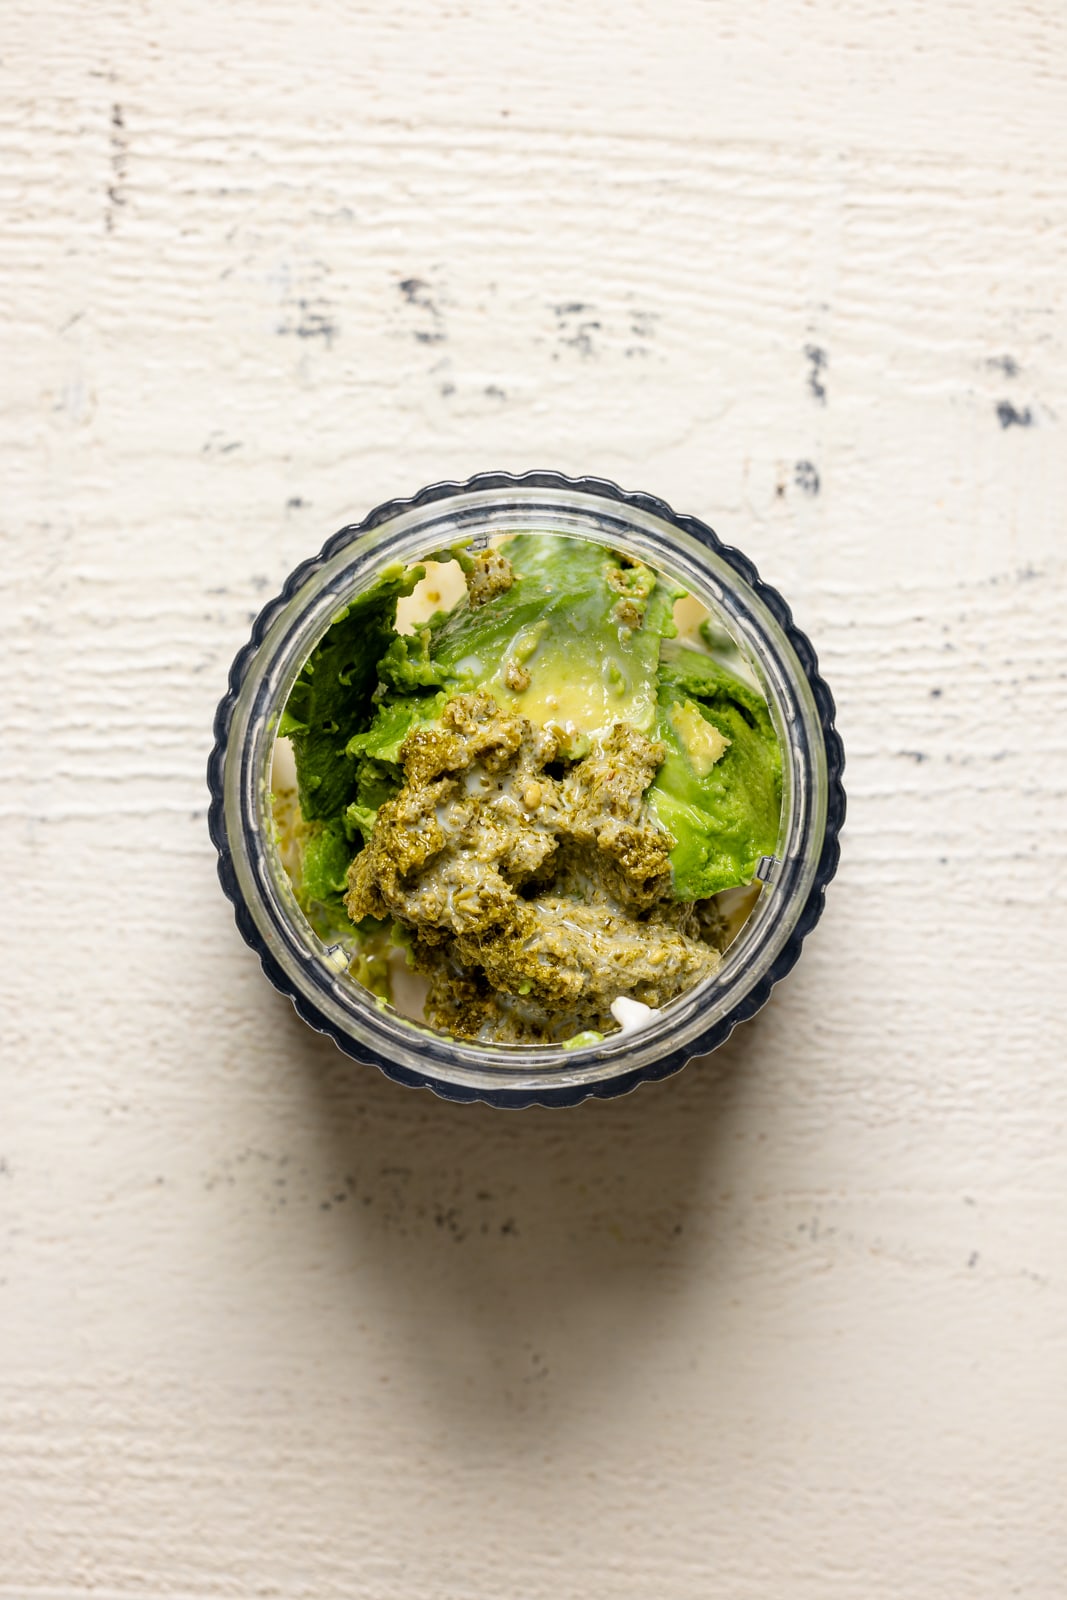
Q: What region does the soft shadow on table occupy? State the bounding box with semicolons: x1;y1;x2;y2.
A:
273;993;771;1434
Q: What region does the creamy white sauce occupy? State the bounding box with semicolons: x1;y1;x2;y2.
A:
610;996;661;1035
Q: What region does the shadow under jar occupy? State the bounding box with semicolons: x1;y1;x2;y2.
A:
208;472;844;1107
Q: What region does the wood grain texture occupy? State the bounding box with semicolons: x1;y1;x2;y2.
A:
2;1;1066;1595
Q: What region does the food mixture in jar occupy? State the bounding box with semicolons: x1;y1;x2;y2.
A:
272;535;782;1045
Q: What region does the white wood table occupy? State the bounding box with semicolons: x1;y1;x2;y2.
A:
3;3;1066;1595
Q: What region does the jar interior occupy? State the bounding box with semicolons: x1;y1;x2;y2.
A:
263;520;788;1054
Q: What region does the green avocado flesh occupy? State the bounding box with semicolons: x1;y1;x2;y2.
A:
273;535;782;1045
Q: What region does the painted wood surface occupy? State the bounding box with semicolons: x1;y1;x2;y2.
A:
3;2;1066;1594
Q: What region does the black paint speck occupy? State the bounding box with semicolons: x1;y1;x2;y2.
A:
930;687;942;698
278;298;338;345
286;496;306;511
562;325;600;357
431;1205;468;1243
106;103;128;232
968;1251;979;1268
900;750;927;763
553;304;600;358
484;384;506;400
988;355;1020;377
996;400;1033;429
794;459;820;496
399;277;431;307
500;1218;517;1236
399;277;446;345
804;344;828;404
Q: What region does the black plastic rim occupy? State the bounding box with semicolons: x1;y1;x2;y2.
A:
207;471;846;1108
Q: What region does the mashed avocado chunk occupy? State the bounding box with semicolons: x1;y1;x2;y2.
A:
273;535;782;1044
